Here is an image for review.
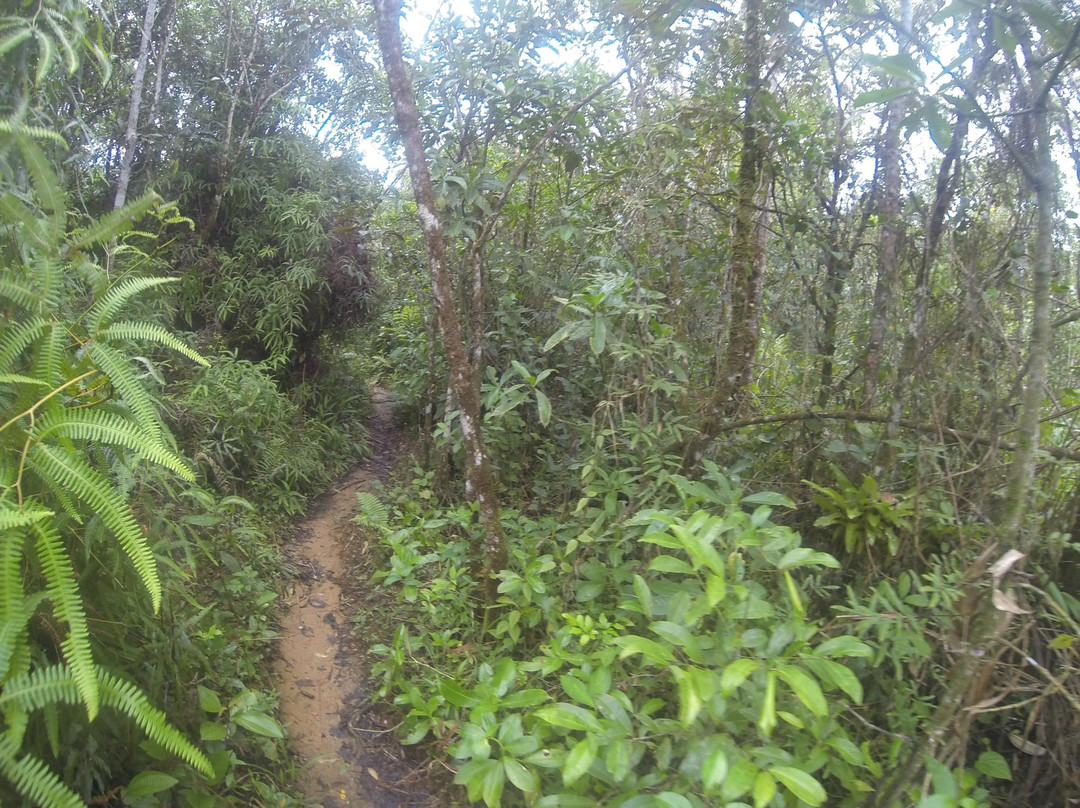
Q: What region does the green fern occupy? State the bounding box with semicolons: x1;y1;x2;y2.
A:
32;524;98;719
355;490;390;527
84;340;167;443
101;320;210;367
66;191;162;252
0;665;213;776
0;318;50;368
86;276;177;331
0;735;83;808
28;444;162;612
34;409;194;480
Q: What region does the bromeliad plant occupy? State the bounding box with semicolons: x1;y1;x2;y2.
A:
0;134;211;805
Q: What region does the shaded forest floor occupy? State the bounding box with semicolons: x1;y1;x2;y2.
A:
276;390;449;808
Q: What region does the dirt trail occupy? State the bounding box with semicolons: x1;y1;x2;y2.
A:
277;390;434;808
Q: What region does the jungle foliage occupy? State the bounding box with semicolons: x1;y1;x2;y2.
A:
3;0;1080;805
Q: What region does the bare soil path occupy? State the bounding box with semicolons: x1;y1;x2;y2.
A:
277;390;438;808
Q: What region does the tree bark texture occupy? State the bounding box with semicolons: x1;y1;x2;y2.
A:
684;0;770;468
113;0;159;210
373;0;508;592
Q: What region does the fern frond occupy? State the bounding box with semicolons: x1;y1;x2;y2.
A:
0;734;84;808
34;410;193;480
0;593;46;684
100;321;209;367
30;321;65;389
0;193;51;253
0;501;54;530
0;119;68;147
99;671;213;776
0;665;213;776
66;191;161;252
0;317;49;370
0;525;28;681
0;664;78;711
0;280;46;313
354;491;390;527
28;444;161;611
17;134;64;216
0;373;49;386
84;341;164;442
32;524;98;719
86;277;177;331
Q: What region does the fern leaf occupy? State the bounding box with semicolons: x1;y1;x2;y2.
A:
0;526;29;681
66;191;161;252
32;29;54;86
0;665;213;776
32;524;98;719
0;280;46;313
99;671;213;776
30;321;65;389
17;134;64;216
0;373;49;386
100;321;209;367
43;702;60;757
354;491;390;527
0;735;84;808
41;12;77;75
0;192;51;253
28;444;161;612
0;317;49;369
85;341;165;443
0;119;68;147
86;277;177;331
0;593;46;684
0;664;79;711
35;410;194;480
0;501;54;530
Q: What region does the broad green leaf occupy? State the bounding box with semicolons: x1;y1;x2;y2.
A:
775;663;828;716
741;491;795;508
720;658;758;696
535;390;552;426
482;757;506;807
758;671;777;736
854;86;913;107
703;748;729;791
440;678;479;708
613;635;674;665
124;771;178;798
753;771;776;808
532;703;601;733
199;722;226;742
648;555;695;575
655;792;692;808
975;750;1011;780
233;711;284;739
814;635;873;658
721;760;759;801
633;573;654;619
589;317;606;355
560;675;594;707
562;734;598;785
504;757;539;793
771;767;827;805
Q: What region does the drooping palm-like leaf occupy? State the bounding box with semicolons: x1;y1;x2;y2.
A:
0;735;83;808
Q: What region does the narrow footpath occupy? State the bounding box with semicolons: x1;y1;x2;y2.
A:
276;390;437;808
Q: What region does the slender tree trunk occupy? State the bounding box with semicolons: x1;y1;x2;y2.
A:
373;0;507;594
147;0;174;132
862;0;911;411
683;0;771;468
113;0;159;209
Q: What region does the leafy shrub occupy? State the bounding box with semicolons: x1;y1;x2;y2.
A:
363;462;881;807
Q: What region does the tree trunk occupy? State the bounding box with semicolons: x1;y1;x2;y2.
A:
683;0;770;468
373;0;508;595
113;0;159;209
862;0;912;411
